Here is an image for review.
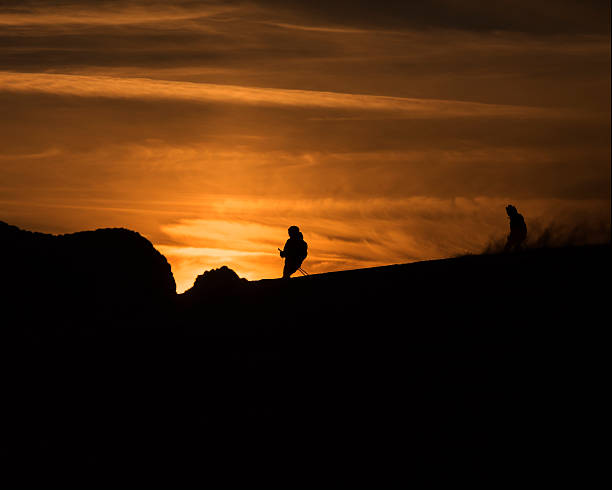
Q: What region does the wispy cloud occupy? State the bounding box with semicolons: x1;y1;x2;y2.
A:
0;71;563;118
0;148;62;160
0;3;233;26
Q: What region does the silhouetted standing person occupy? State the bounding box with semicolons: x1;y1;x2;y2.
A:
279;226;308;278
504;205;527;252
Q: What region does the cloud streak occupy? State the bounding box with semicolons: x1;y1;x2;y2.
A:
0;71;563;118
0;2;233;26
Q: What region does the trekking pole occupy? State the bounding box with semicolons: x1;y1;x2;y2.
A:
279;248;309;276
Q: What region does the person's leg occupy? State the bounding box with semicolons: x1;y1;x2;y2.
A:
504;239;512;253
505;236;521;253
282;262;290;278
283;260;296;278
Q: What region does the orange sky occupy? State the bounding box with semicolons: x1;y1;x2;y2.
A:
1;0;610;292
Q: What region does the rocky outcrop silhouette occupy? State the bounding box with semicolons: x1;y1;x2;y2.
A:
182;265;248;301
0;221;175;326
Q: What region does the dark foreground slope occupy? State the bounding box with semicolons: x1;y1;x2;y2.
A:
1;222;609;487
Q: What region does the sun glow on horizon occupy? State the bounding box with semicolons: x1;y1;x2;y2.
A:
154;196;610;293
1;0;609;293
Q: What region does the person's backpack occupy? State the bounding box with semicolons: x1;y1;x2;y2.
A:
297;239;308;262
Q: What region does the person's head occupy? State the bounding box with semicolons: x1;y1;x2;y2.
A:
288;225;300;238
506;205;518;217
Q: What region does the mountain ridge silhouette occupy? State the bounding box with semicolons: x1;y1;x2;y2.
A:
3;219;609;311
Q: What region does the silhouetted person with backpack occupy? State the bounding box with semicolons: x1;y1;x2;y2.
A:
279;226;308;278
504;204;527;252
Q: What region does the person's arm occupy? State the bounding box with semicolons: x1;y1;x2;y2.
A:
279;240;290;258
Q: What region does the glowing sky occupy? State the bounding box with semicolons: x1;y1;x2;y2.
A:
1;0;610;292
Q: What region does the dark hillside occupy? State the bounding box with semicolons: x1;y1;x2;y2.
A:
181;243;609;340
1;221;609;487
